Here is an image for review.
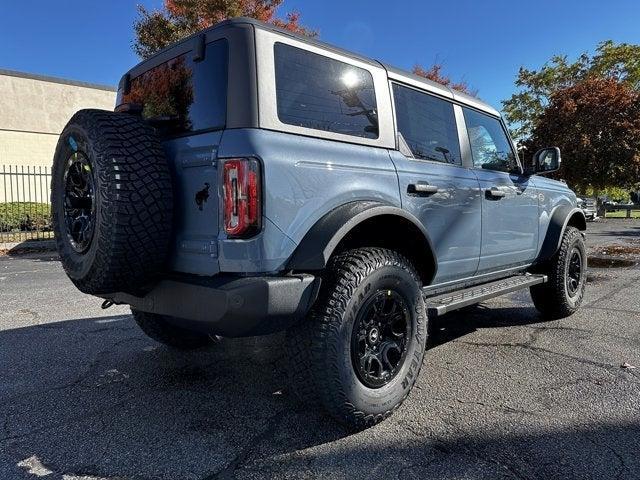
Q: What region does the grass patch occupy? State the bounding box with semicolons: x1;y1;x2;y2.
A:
605;210;640;219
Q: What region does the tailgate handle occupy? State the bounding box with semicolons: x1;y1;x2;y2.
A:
486;187;506;199
408;182;439;196
180;147;218;168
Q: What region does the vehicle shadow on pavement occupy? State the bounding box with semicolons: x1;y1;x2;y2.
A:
428;303;544;348
262;421;640;479
0;314;348;479
2;307;637;479
2;250;59;262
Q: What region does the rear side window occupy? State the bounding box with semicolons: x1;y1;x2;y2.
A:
463;107;517;172
274;43;378;139
119;39;228;137
392;84;461;165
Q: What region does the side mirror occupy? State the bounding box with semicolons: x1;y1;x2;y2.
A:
533;147;561;175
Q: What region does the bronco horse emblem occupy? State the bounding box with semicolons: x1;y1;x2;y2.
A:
195;183;210;211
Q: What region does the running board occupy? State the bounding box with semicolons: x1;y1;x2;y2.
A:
425;274;547;317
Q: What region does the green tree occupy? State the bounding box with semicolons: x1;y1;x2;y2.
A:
503;41;640;143
133;0;316;59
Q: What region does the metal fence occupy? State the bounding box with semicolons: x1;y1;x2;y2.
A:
0;165;53;243
604;203;640;219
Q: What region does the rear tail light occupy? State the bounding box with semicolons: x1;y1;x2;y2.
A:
223;158;262;237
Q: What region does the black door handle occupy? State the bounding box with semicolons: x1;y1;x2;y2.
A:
408;182;439;196
486;187;506;199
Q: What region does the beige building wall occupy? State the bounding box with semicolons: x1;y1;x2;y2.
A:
0;69;116;168
0;70;116;204
0;130;59;168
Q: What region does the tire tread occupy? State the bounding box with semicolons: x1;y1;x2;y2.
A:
286;247;427;429
530;226;586;319
52;109;173;294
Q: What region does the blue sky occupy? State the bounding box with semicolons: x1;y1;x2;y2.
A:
1;0;639;109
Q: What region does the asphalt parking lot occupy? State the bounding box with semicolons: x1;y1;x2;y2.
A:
1;220;639;480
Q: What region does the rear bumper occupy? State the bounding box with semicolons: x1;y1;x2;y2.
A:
100;274;321;337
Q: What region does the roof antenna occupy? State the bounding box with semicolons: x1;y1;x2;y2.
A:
193;34;206;62
119;73;131;95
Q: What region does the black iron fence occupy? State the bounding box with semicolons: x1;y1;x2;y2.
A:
0;165;53;243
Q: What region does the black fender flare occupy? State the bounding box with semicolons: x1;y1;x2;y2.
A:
287;201;437;282
537;206;587;263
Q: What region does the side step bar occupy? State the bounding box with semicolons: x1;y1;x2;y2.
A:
425;273;547;317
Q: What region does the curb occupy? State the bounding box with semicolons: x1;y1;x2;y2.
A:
0;239;57;255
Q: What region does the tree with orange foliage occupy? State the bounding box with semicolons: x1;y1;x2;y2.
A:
412;64;476;96
134;0;316;59
528;76;640;191
122;56;194;130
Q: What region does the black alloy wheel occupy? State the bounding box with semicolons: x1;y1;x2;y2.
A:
351;289;411;388
63;151;95;253
566;247;583;297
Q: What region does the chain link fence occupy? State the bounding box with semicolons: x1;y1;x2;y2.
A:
0;165;53;243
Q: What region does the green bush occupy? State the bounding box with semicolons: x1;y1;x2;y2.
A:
583;186;631;203
0;202;52;232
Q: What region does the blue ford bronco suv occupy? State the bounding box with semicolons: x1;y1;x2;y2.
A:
52;18;587;428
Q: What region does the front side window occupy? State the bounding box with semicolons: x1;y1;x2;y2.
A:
392;83;461;165
119;39;228;137
274;43;378;139
463;108;517;172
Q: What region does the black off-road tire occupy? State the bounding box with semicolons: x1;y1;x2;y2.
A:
51;109;173;295
530;226;587;319
132;310;217;350
286;247;428;429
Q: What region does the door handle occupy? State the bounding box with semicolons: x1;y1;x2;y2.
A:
408;182;439;196
486;187;506;199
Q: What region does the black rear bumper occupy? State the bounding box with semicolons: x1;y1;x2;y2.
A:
100;274;321;337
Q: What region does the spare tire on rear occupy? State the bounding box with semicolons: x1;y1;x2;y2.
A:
51;109;173;295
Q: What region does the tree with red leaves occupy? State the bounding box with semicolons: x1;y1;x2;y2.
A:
412;64;476;96
528;76;640;191
502;41;640;143
134;0;316;59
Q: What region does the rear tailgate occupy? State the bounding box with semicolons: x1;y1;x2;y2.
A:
163;132;222;275
115;39;229;276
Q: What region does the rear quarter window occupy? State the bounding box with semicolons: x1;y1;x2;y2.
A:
119;39;228;137
274;43;379;139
